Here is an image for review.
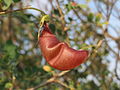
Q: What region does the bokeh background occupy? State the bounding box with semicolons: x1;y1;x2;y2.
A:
0;0;120;89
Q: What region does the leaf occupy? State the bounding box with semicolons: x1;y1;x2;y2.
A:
43;65;52;72
102;21;109;25
2;0;12;10
95;13;102;23
95;16;101;23
13;0;21;3
78;43;90;50
4;40;17;59
65;4;73;12
12;12;32;24
87;13;94;22
0;72;6;83
5;82;13;89
86;0;91;2
77;4;87;8
53;9;60;16
68;17;73;21
49;24;56;33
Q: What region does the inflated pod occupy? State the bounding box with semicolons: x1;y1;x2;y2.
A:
39;23;89;71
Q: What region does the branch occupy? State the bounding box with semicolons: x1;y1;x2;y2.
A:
56;0;66;30
104;30;119;41
73;8;85;23
103;29;120;60
0;6;46;15
91;40;103;58
54;80;71;89
115;61;120;80
115;51;120;80
27;70;70;90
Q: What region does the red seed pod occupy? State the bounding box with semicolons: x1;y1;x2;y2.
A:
39;23;89;71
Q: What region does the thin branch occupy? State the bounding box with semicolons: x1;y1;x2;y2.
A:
69;0;85;23
73;9;85;23
54;80;71;89
104;30;119;40
94;0;106;17
57;70;69;77
56;0;66;30
91;40;104;58
107;0;118;21
100;0;120;61
115;51;120;80
27;77;55;90
56;0;64;17
27;70;70;90
115;60;120;80
0;6;46;15
103;30;120;60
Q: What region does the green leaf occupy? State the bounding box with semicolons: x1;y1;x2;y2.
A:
4;40;17;59
5;82;13;89
12;12;32;24
65;3;73;12
78;43;90;50
0;72;6;83
87;13;94;22
13;0;21;3
2;0;12;10
68;17;73;21
53;9;60;16
49;24;56;33
77;4;87;8
95;16;101;23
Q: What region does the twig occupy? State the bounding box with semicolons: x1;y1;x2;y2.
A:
73;8;85;23
57;70;69;77
115;60;120;80
91;40;103;58
115;50;120;80
0;6;46;15
104;31;119;40
27;70;70;90
56;0;66;30
54;80;70;89
91;39;103;59
27;77;55;90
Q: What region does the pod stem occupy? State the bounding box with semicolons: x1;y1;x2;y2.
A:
38;15;50;39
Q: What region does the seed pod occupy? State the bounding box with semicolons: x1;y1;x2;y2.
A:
39;23;89;71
